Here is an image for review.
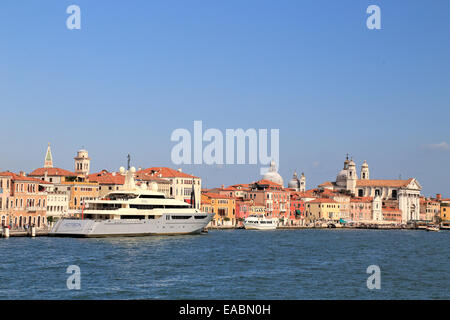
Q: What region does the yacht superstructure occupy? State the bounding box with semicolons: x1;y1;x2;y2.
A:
50;167;213;237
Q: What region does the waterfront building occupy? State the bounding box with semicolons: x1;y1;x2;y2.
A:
46;189;69;218
318;156;422;223
201;196;213;215
419;196;441;222
201;193;236;227
235;198;254;226
136;167;201;209
304;198;340;223
246;180;290;223
0;171;51;228
0;174;12;226
289;192;305;226
331;192;352;221
349;196;382;223
440;197;450;223
54;181;99;214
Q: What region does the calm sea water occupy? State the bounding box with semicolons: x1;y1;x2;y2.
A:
0;229;448;299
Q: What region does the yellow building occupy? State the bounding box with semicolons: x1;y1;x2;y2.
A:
440;201;450;222
202;193;235;227
305;198;340;223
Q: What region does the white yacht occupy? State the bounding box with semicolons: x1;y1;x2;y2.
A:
244;215;278;230
50;167;214;237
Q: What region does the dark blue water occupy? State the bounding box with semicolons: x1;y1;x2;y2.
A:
0;229;448;299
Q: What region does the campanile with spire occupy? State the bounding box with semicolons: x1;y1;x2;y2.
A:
44;143;53;168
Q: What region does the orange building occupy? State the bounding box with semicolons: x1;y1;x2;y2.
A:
201;193;236;227
0;171;51;228
57;181;99;214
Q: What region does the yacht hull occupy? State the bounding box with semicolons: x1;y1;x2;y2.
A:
50;213;214;238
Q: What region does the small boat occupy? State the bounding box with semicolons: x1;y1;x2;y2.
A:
426;225;440;232
440;223;450;230
244;215;278;230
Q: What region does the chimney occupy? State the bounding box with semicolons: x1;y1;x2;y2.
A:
436;194;442;201
178;168;182;172
112;172;116;176
19;171;25;176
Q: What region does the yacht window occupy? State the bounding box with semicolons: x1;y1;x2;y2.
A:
171;215;192;220
130;204;165;209
194;215;207;219
107;193;138;201
139;195;165;199
120;215;145;220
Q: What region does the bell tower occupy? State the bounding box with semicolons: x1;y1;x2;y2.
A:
361;160;370;180
74;149;91;177
44;143;53;168
300;173;306;192
346;158;357;194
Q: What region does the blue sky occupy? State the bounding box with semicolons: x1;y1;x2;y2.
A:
0;0;449;196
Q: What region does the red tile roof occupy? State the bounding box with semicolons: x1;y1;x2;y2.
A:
0;171;52;184
88;171;125;185
202;192;235;200
137;167;199;179
318;181;334;187
29;167;76;177
356;178;414;188
255;179;283;186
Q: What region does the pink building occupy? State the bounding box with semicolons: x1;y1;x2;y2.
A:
246;180;290;221
349;197;373;222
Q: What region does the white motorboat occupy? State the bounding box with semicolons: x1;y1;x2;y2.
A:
244;215;278;230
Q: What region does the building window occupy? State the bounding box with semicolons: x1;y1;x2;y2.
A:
392;190;398;199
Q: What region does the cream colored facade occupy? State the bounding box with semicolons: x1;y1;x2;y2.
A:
304;199;340;223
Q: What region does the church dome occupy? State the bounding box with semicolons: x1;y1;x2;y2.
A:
262;161;284;186
288;172;300;189
336;169;347;187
